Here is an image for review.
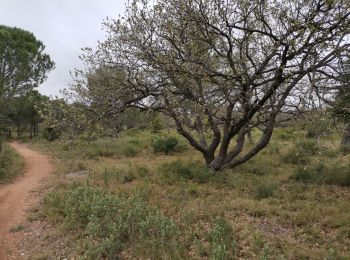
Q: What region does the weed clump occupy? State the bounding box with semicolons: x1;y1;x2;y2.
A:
274;128;295;140
0;144;24;183
84;138;141;159
253;181;277;200
282;139;319;165
160;160;214;183
292;162;350;186
151;136;185;154
244;163;270;176
102;167;136;186
85;144;115;158
207;217;238;259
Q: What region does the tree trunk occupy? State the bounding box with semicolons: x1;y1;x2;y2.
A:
341;123;350;153
34;123;39;137
29;121;35;139
29;123;33;139
17;121;20;137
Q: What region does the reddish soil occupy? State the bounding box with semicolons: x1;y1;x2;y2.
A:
0;142;53;259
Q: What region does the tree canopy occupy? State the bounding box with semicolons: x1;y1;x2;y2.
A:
332;59;350;121
0;25;54;101
70;0;350;170
0;25;54;149
6;90;49;138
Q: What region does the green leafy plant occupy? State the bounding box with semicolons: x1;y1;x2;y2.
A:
260;244;272;260
150;115;164;133
151;136;179;154
282;139;318;165
160;160;214;183
44;185;182;259
253;181;277;200
0;144;24;183
207;217;237;259
292;162;350;186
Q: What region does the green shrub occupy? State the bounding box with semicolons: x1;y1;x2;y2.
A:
241;156;275;176
129;138;141;145
150;115;164;133
151;136;179;154
43;191;66;222
322;148;340;158
260;244;272;260
282;139;318;165
274;128;295;140
85;145;116;158
326;248;341;260
292;163;326;184
283;148;309;164
0;144;24;183
120;144;138;157
135;165;149;178
291;163;350;186
298;139;319;154
119;171;136;184
160;160;214;183
207;217;237;259
42;126;61;141
44;185;181;259
84;139;140;159
103;167;136;186
253;181;277;200
264;143;280;155
245;164;270;176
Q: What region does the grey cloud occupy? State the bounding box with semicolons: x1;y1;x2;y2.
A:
0;0;126;96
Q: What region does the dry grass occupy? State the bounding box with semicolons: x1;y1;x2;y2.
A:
0;143;25;183
28;128;350;259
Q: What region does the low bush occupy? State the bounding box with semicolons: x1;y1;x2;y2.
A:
102;167;136;186
150;115;164;133
85;144;116;158
244;162;271;176
151;136;183;154
84;138;141;159
253;181;277;200
274;128;295;141
44;185;182;259
42;126;61;141
120;144;138;157
291;162;350;186
282;139;319;165
321;148;340;158
160;160;214;183
299;139;319;154
0;143;24;183
264;143;280;155
207;217;238;259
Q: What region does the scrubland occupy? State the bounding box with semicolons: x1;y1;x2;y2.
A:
27;128;350;259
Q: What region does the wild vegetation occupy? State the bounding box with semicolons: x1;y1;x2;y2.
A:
0;25;53;181
1;0;350;259
0;142;24;183
69;0;350;170
23;123;350;259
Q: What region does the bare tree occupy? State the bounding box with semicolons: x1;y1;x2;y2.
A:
71;0;350;171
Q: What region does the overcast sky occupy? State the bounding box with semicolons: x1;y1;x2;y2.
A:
0;0;127;96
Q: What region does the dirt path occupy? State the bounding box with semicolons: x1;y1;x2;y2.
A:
0;142;53;259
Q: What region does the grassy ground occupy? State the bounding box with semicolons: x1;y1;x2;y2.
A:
0;142;25;183
27;128;350;259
